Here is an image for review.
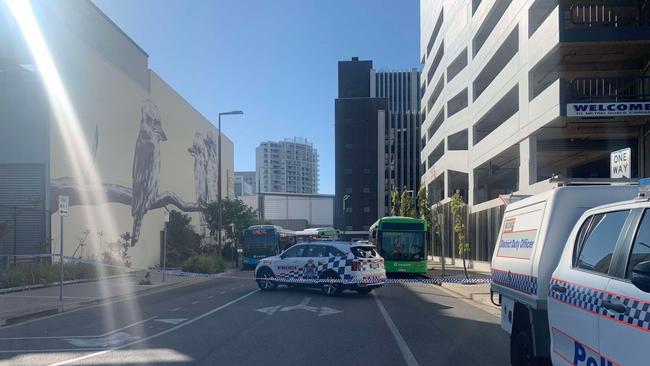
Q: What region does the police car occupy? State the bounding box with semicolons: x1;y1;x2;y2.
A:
492;180;650;366
254;241;386;296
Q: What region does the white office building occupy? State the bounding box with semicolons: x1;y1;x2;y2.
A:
420;0;650;266
256;138;319;194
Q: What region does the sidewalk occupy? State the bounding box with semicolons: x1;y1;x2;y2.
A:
0;270;205;327
427;262;498;313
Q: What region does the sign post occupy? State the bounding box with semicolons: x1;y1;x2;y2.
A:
58;195;69;302
610;148;632;179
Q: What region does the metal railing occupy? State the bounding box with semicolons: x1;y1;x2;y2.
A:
569;76;650;101
565;1;650;28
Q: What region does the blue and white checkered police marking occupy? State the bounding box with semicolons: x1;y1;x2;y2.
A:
549;278;650;332
492;269;537;295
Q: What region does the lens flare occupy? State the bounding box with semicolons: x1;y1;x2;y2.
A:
6;0;143;335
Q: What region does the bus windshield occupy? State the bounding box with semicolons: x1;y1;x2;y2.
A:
243;229;277;256
379;231;425;261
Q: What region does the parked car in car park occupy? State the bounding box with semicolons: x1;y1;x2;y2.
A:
491;182;650;366
255;241;386;296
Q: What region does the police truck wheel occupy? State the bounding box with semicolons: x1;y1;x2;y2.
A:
256;268;277;291
321;273;342;296
511;329;549;366
356;287;373;295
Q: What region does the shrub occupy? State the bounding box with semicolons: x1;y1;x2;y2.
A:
0;262;123;289
181;255;226;274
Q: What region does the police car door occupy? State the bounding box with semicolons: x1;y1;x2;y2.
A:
298;245;322;282
599;208;650;366
549;210;629;366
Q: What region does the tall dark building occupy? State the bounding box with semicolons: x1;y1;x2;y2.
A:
335;58;422;235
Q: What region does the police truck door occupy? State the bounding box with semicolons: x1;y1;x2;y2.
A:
549;211;630;365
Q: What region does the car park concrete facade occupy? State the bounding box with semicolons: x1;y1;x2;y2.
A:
420;0;650;266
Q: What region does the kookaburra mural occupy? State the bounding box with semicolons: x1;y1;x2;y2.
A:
51;100;223;246
131;102;167;245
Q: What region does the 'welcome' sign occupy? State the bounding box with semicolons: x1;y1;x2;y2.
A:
567;102;650;117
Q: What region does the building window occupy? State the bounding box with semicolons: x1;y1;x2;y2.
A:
363;207;370;213
363;226;370;231
346;226;353;231
345;207;353;213
363;168;371;175
345;143;353;149
345;169;353;175
345;187;353;194
363;187;370;193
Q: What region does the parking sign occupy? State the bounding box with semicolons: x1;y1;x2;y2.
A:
58;195;69;217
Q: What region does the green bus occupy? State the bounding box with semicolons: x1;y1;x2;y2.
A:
368;216;428;274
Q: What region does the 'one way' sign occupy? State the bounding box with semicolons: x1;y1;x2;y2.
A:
610;148;631;179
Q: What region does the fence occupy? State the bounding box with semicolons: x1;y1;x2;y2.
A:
430;201;504;264
0;205;51;271
570;76;650;102
565;1;650;28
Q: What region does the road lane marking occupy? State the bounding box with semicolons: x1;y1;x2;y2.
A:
154;318;187;325
220;291;226;294
256;297;343;317
171;307;182;312
0;348;106;353
0;316;157;341
191;300;199;305
374;294;420;366
208;295;214;299
49;289;260;366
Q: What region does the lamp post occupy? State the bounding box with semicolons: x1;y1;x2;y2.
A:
163;210;169;283
217;111;243;254
342;194;350;238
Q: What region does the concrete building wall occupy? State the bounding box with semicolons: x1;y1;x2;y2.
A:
420;0;650;265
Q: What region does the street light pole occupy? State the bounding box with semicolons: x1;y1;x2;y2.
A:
342;194;350;238
217;111;243;254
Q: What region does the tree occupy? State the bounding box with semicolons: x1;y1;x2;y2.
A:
166;210;202;267
451;191;470;280
416;185;431;227
204;198;258;255
118;232;132;268
399;187;416;218
390;189;400;216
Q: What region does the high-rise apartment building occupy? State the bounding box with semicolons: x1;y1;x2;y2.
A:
420;0;650;266
234;171;256;196
335;57;422;233
256;138;319;193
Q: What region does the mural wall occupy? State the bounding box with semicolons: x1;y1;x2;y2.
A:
38;2;234;268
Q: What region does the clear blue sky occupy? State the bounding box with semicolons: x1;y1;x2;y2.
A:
93;0;420;194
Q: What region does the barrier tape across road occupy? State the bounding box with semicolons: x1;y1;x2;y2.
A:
2;254;492;285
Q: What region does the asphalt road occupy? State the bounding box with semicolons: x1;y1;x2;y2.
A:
0;272;509;366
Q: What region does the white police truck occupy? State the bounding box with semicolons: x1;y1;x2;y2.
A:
255;241;386;296
492;182;650;365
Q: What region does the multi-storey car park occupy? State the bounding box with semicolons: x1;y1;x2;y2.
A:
419;0;650;269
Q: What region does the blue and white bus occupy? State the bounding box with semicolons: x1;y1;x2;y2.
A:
242;225;295;267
